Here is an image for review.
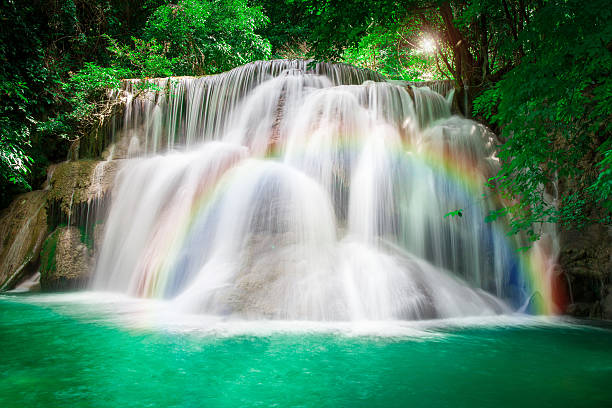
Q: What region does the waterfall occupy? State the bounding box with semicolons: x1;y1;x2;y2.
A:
112;60;384;156
92;60;548;320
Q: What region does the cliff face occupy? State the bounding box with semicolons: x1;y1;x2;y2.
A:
46;159;118;232
561;224;612;318
555;124;612;318
0;191;48;290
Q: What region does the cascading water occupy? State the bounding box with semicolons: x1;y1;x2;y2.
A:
93;60;559;320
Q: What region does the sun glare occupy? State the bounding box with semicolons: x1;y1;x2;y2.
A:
420;37;437;54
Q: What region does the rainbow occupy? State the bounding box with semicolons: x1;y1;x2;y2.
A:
127;131;566;316
413;139;566;315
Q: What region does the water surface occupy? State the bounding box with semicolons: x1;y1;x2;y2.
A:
1;293;610;407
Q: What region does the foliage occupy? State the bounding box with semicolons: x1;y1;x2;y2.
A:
0;0;158;205
254;0;530;86
474;0;612;237
444;209;464;218
260;0;610;237
0;1;56;205
0;119;32;190
106;36;175;78
253;0;406;60
0;0;275;208
144;0;271;75
37;63;130;142
343;22;450;81
39;0;274;142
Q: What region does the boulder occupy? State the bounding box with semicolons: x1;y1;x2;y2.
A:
40;227;93;290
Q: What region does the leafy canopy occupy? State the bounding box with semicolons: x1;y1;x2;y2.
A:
144;0;271;75
474;0;612;237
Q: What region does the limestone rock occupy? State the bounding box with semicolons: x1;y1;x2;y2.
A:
40;227;92;290
47;160;118;214
0;157;119;291
45;159;118;240
560;224;612;318
602;285;612;320
0;191;49;290
565;302;594;318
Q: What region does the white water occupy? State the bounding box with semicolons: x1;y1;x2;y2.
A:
0;292;569;338
93;60;532;321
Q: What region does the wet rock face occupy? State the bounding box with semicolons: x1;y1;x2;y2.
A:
561;224;612;318
47;161;98;214
46;160;117;238
0;191;48;290
601;286;612;319
47;160;118;215
40;227;92;290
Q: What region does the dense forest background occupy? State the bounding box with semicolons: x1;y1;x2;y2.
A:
1;0;610;240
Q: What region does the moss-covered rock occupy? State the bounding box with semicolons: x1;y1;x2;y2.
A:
40;227;92;290
0;191;49;290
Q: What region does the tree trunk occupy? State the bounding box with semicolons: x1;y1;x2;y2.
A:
438;2;481;117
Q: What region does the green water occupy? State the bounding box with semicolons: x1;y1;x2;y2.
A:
1;294;612;408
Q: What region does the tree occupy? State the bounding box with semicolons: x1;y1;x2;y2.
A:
254;0;611;240
144;0;271;75
342;18;451;81
0;0;275;208
474;0;612;237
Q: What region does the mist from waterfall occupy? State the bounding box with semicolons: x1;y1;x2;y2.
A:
92;60;549;320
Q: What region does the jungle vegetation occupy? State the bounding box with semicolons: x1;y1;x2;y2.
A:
0;0;610;239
